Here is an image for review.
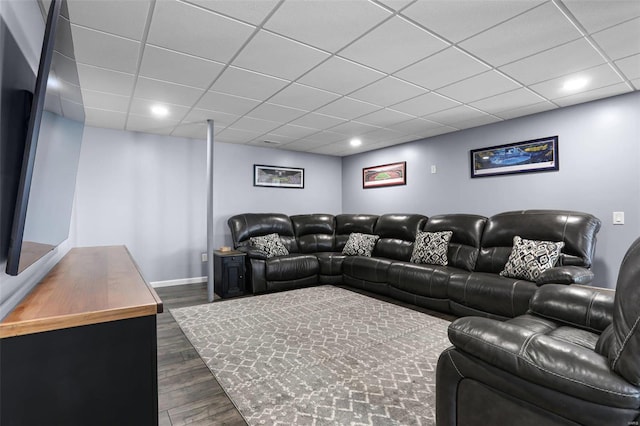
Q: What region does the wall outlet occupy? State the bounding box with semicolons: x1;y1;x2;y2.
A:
201;252;208;262
431;165;437;174
613;211;625;225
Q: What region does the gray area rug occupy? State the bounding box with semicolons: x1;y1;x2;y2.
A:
171;286;452;425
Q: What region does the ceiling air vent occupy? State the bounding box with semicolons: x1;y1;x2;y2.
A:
263;140;281;145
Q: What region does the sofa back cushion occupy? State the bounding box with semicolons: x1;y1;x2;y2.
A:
423;214;487;271
606;236;640;386
227;213;298;252
291;214;335;253
475;210;601;274
335;214;378;251
372;214;428;261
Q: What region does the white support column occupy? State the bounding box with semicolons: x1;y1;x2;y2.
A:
206;119;215;302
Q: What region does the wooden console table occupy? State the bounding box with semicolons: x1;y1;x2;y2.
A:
0;246;163;426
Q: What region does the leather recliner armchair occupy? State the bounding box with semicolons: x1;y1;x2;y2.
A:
436;237;640;425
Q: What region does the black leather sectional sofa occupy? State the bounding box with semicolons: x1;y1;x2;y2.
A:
228;210;601;320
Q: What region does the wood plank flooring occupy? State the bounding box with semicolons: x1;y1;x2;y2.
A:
155;283;455;425
156;283;246;426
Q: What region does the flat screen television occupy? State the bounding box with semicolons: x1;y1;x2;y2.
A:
5;0;85;276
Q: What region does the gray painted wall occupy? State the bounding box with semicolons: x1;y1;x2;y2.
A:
74;127;343;283
0;0;75;319
342;91;640;289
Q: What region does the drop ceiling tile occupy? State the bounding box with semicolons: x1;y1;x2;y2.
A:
563;0;640;34
269;124;319;139
264;0;391;52
129;98;191;119
233;30;329;80
360;127;404;142
211;66;290;100
186;0;280;25
77;64;135;96
591;17;640;61
71;25;140;73
375;0;415;11
258;134;298;145
268;83;340;110
182;108;240;127
355;108;416;127
231;116;281;133
299;131;346;144
315;97;381;121
494;101;556;120
197;90;260;116
350;77;426;106
436;70;521;104
459;2;582;66
339;16;448;74
401;0;542;43
616;54;640;80
499;38;606;85
388;117;443;134
172;122;207;139
329;121;381;136
216;127;264;144
289;113;348;131
424;105;491;126
139;45;224;89
84;107;127;129
389;92;459;116
632;78;640;89
81;89;130;112
453;114;502;130
553;82;632;107
278;138;329;152
147;0;255;63
469;88;546;115
134;77;204;106
298;57;385;95
247;103;307;123
412;125;457;140
530;64;624;99
67;0;150;40
394;47;490;90
126;114;179;135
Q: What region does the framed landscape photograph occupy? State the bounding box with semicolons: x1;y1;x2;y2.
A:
470;136;559;178
254;164;304;188
363;161;406;188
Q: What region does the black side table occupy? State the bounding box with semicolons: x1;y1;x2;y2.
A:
213;250;246;299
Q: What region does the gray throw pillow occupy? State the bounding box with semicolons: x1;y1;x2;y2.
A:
249;233;289;258
342;233;380;257
500;236;564;282
410;230;453;265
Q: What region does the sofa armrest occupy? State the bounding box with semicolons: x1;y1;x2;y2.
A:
536;266;594;285
236;245;268;260
448;317;640;408
529;284;614;332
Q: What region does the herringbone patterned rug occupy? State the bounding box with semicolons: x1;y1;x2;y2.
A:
172;286;451;425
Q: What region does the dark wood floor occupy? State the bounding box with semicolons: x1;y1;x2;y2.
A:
155;283;455;425
156;283;246;426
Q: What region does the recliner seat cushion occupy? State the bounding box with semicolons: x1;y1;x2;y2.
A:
265;254;319;281
342;256;392;283
388;262;462;299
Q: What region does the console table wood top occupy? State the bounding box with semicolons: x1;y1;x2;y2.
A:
0;245;163;338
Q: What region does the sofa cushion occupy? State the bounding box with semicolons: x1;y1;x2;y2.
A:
388;262;461;299
335;214;378;251
249;233;289;258
314;252;346;276
291;214;335;253
423;214;487;271
265;254;319;281
342;256;392;283
476;210;601;273
342;233;379;257
228;213;298;252
372;214;428;261
500;236;564;282
448;272;538;318
410;230;453;265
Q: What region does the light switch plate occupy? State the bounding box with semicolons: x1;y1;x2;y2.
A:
613;211;625;225
431;165;437;174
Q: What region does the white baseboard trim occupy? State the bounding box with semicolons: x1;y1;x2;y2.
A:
150;276;207;288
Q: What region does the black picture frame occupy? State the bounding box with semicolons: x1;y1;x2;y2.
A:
253;164;304;189
470;136;559;178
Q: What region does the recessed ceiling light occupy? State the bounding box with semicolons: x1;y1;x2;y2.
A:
151;105;169;118
563;77;588;92
350;138;362;147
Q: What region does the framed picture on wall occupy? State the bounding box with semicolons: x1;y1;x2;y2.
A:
254;164;305;188
470;136;559;178
362;161;406;188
